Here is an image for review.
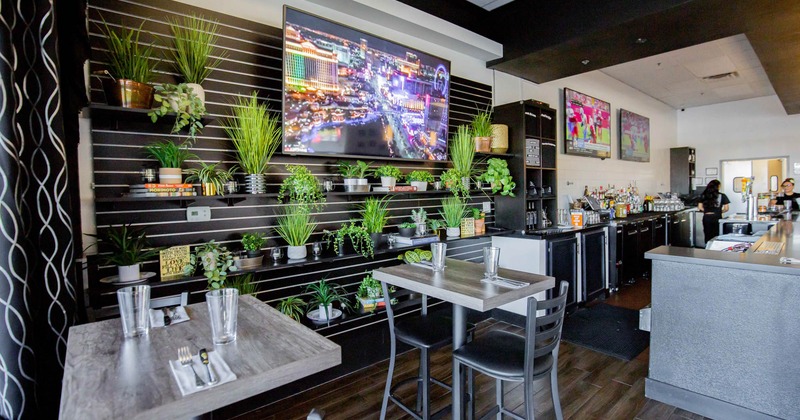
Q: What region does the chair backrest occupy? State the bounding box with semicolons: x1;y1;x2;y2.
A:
524;281;569;374
380;282;429;336
150;291;189;309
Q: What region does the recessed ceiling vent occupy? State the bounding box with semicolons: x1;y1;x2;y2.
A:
702;71;739;81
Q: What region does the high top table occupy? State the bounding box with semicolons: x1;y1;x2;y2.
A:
373;258;555;419
59;294;341;419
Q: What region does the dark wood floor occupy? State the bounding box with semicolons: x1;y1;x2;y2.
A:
234;279;708;420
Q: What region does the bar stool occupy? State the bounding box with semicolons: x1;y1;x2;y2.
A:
453;281;569;420
379;282;455;420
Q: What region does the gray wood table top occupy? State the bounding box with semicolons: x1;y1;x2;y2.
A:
372;259;555;311
59;295;341;420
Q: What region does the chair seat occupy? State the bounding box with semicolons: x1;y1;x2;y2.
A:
395;314;453;349
453;330;553;380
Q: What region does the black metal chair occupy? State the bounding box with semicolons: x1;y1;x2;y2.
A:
453;281;569;420
379;282;457;420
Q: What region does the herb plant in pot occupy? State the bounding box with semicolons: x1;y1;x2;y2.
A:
407;170;434;192
360;196;391;247
374;164;403;189
98;21;157;109
357;274;390;312
183;240;237;289
398;222;416;237
167;14;226;106
274;205;317;260
223;91;281;194
89;224;161;282
479;157;516;197
184;161;237;196
471;107;493;153
439;196;467;238
237;232;265;269
148;83;206;139
143;139;198;185
305;279;350;321
411;207;427;236
338;160;372;192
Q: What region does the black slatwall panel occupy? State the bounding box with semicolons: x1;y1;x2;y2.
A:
86;0;494;328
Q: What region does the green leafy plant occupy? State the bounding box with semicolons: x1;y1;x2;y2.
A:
223;91;282;174
88;224;161;266
277;165;325;210
274;205;317;246
184;162;237;195
277;296;306;322
228;273;258;296
374;164;403;180
407;170;434;183
241;232;266;252
397;249;433;264
439;196;468;228
148;83;206;138
143;140;198;168
450;125;476;177
429;219;444;231
471;106;493;137
359;196;392;234
99;20;156;83
305;279;352;318
168;14;225;84
338;160;372;178
441;168;469;198
356;274;383;299
471;208;485;219
323;222;374;259
398;222;417;229
411;208;427;225
184;240;237;289
479;158;516;196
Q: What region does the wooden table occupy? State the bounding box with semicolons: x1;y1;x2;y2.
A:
373;258;555;419
59;295;341;419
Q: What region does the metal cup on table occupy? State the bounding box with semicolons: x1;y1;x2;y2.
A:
206;288;239;345
431;242;447;272
483;246;501;279
117;285;150;338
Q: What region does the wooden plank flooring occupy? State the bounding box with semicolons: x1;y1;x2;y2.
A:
231;280;709;420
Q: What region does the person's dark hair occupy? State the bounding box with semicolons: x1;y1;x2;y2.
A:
782;177;795;186
701;179;721;209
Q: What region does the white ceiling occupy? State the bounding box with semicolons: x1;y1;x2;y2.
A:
600;34;775;109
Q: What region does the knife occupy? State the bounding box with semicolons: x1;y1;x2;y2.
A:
162;307;172;326
199;348;218;385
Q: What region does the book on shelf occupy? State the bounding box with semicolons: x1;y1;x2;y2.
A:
129;187;195;193
394;234;439;245
134;183;193;189
123;191;198;198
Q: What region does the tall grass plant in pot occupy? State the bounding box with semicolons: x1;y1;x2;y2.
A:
450;125;477;193
99;21;157;108
274;205;317;260
143;140;198;184
360;196;391;247
167;14;226;105
471;108;493;153
439;196;467;237
223;91;281;194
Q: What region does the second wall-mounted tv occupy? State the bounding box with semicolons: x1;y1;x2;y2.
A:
282;7;451;161
564;88;611;159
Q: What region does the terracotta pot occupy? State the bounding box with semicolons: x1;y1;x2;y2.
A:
474;136;492;153
159;167;182;185
103;79;154;109
474;218;485;234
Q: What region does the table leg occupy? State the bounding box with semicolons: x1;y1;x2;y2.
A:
452;304;467;420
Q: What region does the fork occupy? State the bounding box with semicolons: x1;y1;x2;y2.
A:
178;346;205;388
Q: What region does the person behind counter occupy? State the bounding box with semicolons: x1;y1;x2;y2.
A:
769;178;800;211
698;179;730;243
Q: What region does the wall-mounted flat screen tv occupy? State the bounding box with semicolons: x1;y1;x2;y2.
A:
619;109;650;162
564;88;611;159
282;7;451;161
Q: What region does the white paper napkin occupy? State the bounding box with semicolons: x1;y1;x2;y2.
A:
169;350;236;396
480;276;528;289
149;306;190;328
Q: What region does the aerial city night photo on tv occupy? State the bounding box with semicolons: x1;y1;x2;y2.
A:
283;8;451;160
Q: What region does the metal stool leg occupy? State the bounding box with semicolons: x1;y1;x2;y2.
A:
496;378;503;420
421;348;430;419
380;328;396;420
524;373;535;420
551;367;563;420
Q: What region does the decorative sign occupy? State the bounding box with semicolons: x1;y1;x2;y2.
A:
460;217;475;237
160;246;190;280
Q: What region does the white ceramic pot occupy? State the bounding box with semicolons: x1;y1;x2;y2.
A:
344;178;370;192
185;83;205;105
381;176;396;188
446;226;461;238
410;181;428;191
159;167;182;185
319;304;333;320
287;245;307;260
118;264;140;282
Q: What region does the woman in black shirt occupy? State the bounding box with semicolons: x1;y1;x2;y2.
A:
769;178;800;211
698;179;730;243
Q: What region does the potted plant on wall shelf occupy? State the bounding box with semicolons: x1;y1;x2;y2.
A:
184;240;237;289
89;224;161;282
274;205;317;260
397;222;416;237
411;207;427;236
143;139;198;185
236;232;265;269
439;196;467;238
184;161;237;196
228;273;258;296
223;91;281;194
407;170;434;191
373;164;403;189
471;107;493;153
357;274;393;312
167;14;226;106
338;160;372;192
441;168;469;198
450;125;477;192
478;158;516;197
471;208;486;234
277;296;305;322
277;165;326;211
360;196;391;247
148;83;206;138
323;222;374;259
305;279;351;322
98;21;157;109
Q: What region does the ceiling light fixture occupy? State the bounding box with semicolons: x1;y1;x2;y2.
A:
635;38;647;44
581;59;590;65
702;71;739;81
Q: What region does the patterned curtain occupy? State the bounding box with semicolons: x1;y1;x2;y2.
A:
0;0;86;417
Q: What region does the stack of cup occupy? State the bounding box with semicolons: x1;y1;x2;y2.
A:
206;288;239;344
117;285;151;338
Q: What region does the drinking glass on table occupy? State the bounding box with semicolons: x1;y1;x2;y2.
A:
206;288;239;344
431;242;447;272
117;285;150;338
483;247;501;279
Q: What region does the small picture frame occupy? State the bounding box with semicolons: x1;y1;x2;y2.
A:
692;177;704;189
705;167;718;176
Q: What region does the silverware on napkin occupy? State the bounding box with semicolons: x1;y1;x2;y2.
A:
162;307;172;326
199;348;218;385
178;346;205;388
